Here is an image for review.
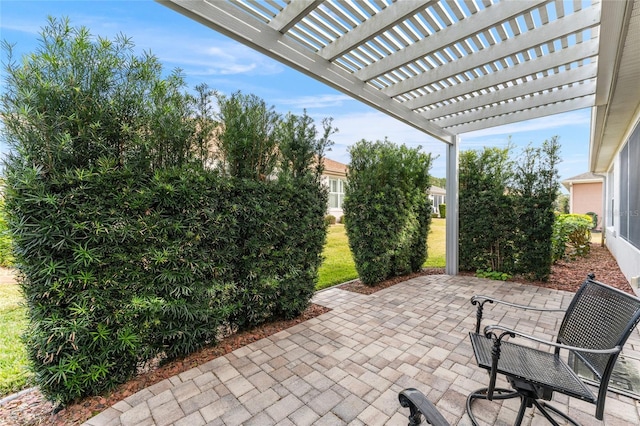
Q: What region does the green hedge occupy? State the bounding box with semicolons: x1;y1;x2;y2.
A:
343;140;432;285
1;18;330;404
3;164;327;403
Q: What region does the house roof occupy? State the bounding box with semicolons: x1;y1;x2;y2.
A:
561;171;603;191
430;185;446;195
158;0;626;147
322;157;348;177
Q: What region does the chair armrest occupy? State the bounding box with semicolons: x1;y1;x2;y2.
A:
484;325;622;355
398;388;450;426
470;295;565;333
476;326;621;401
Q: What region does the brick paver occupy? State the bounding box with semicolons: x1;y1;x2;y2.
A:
84;275;640;425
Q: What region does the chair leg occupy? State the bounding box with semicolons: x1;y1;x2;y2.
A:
467;388;585;426
537;401;582;426
466;387;523;426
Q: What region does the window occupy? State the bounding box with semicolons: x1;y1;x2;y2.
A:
619;122;640;249
329;178;345;209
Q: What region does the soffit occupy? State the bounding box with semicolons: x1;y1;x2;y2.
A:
159;0;608;145
590;0;640;173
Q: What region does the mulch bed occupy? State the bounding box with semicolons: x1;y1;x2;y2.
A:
0;241;634;425
341;242;634;296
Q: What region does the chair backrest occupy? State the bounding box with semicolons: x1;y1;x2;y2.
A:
557;274;640;418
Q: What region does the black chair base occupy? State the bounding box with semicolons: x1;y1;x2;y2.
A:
466;387;582;426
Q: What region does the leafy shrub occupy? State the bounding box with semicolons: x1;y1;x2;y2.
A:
343;139;432;285
475;268;511;281
1;18;330;404
552;214;593;262
325;215;336;225
438;204;446;218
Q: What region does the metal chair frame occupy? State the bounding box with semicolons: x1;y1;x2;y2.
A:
467;274;640;426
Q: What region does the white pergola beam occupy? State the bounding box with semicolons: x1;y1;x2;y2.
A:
382;6;600;98
449;95;595;134
445;136;459;275
319;1;439;61
356;0;540;82
436;81;596;128
158;0;454;144
269;1;323;33
402;38;599;111
423;62;597;120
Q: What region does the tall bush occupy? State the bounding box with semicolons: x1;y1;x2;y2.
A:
459;138;560;281
343;139;432;285
511;139;560;280
1;18;331;404
459;147;515;272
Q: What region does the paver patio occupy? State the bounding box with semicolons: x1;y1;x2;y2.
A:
83;275;640;426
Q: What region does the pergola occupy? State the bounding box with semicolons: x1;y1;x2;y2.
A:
158;0;640;275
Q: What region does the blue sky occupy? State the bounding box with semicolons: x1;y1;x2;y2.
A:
1;0;591;186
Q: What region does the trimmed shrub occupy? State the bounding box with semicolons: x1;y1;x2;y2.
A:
438;204;446;218
552;214;593;262
343;139;432;285
325;215;336;225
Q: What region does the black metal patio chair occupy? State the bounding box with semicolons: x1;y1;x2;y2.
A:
467;273;640;425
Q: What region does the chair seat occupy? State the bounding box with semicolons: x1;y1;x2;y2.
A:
470;332;596;403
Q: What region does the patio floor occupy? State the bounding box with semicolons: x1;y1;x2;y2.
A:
83;275;640;426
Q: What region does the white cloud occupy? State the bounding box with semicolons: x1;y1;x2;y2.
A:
274;94;354;109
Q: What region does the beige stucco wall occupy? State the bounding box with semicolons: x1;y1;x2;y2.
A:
570;181;603;228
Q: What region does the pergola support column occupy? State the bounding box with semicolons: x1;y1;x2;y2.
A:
445;136;459;275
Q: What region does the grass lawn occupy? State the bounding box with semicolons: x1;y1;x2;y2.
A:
317;218;446;290
424;218;446;267
317;225;357;290
0;282;31;397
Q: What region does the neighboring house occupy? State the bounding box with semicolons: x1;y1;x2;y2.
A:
561;172;603;229
322;158;348;221
429;186;446;216
321;157;447;221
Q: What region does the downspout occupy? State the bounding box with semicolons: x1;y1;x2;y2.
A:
599;173;606;247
